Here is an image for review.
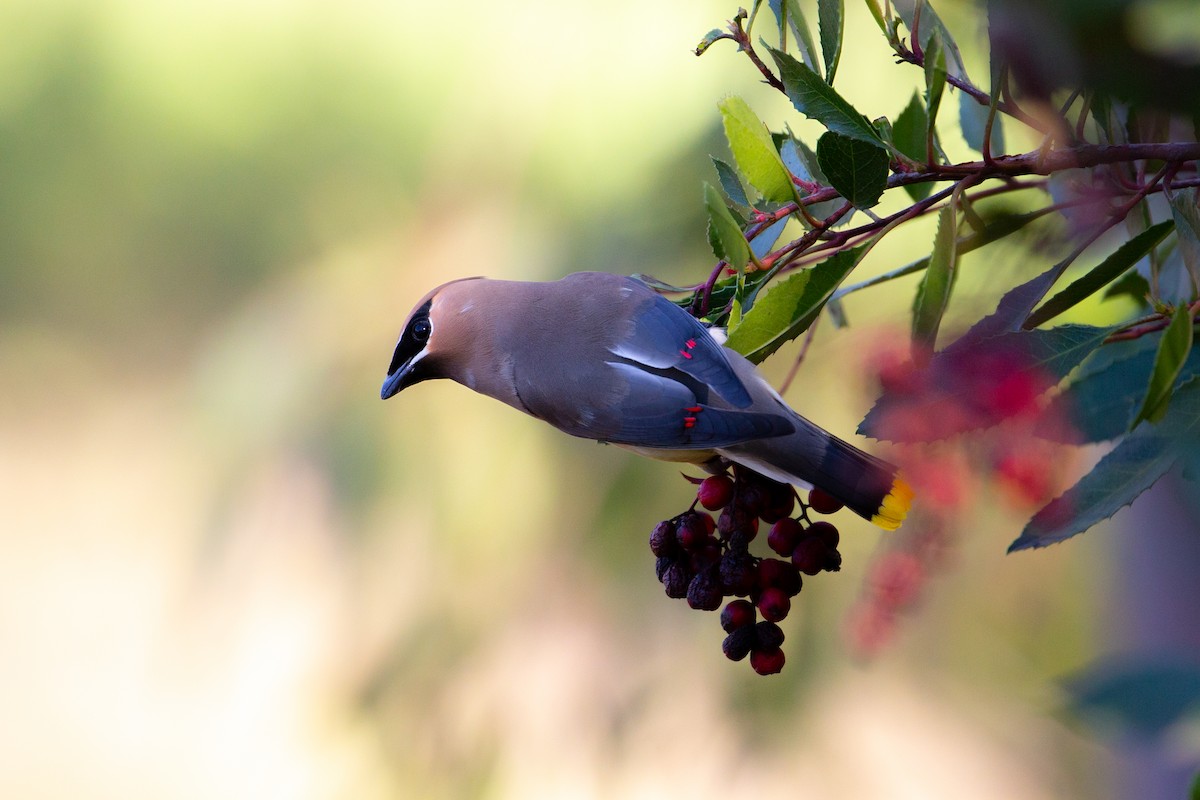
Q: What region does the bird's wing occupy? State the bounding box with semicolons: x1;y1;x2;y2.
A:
609;292;754;409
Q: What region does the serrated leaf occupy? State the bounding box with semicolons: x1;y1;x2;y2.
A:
1042;336;1200;443
705;182;752;270
718;97;796;205
769;0;821;73
1011;376;1200;551
993;324;1118;382
1026;220;1175;328
750;216;789;262
911;205;958;350
780;135;844;219
815;130;888;208
1133;304;1195;426
768;47;886;148
1169;187;1200;293
894;0;970;81
1065;655;1200;738
725;245;865;363
1103;269;1152;305
712;157;751;208
818;0;844;84
950;264;1062;351
958;91;1004;154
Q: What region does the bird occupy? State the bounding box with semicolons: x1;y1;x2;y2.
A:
381;271;912;529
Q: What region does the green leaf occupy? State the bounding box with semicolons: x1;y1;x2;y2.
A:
768;47;886;148
1132;304;1195;426
1026;221;1175;328
1011;376;1200;551
711;157;751;208
911;205;958;350
923;32;946;153
1065;655;1200;739
818;0;844;84
958;91;1004;154
1169;187;1200;294
894;0;970;81
704;182;752;270
1042;336;1200;443
1010;430;1177;551
769;0;821;74
718;97;796;205
893;92;932;201
779;135;844;219
1103;269;1152;305
815;131;888;208
726;245;866;363
695;28;729;56
993;324;1118;382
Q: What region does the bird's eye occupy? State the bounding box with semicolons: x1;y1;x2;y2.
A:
410;317;432;342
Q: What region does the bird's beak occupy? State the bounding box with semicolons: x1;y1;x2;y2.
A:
380;363;412;400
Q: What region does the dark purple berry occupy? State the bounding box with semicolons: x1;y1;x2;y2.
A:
650;520;677;557
754;620;785;649
758;558;802;597
750;646;786;675
757;586;791;622
720;598;756;632
792;537;830;576
719;552;758;596
808;488;845;515
824;547;843;572
727;530;753;554
655;555;672;582
687;568;724;611
697;475;735;510
758;481;796;523
808;520;840;548
663;562;690;598
717;505;758;540
767;518;803;557
722;626;756;661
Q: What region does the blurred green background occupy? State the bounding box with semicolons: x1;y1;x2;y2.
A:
0;0;1177;797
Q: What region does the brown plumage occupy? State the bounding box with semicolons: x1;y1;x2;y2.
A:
382;271;911;529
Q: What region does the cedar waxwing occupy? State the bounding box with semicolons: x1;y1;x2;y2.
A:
381;271;912;529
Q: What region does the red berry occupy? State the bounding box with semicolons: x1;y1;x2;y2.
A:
750;646;786;675
757;586;791;622
808;488;844;515
720;599;756;632
792;538;829;576
697;475;735;510
767;518;803;556
676;513;710;550
807;520;840;548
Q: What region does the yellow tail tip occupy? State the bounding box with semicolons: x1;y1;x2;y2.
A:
870;474;914;531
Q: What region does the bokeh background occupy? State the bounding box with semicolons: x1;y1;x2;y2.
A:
2;0;1197;797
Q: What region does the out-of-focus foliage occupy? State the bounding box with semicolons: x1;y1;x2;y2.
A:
0;0;1173;797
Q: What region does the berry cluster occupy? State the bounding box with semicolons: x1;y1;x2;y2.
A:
650;466;845;675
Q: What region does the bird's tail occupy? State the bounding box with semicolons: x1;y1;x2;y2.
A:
722;420;913;530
